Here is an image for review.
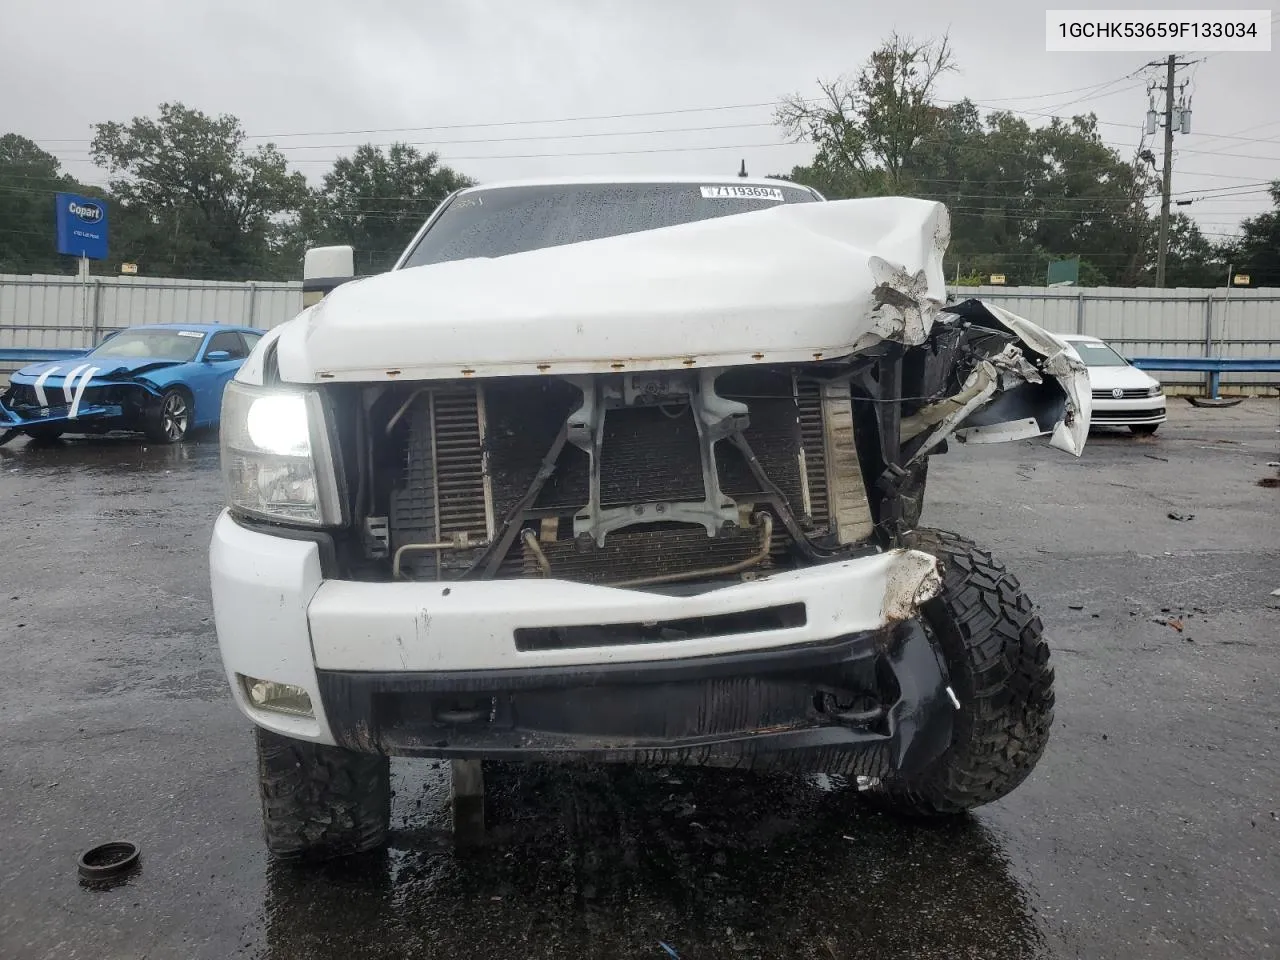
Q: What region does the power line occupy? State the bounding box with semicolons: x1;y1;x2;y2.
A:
49;121;786;155
963;73;1146;104
30;99;800;144
23;83;1279;151
1172;181;1277;196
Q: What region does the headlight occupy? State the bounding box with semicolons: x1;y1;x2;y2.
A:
1147;383;1163;397
220;380;344;526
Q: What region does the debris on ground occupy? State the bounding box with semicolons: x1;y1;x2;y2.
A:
1168;619;1185;633
77;841;140;882
1188;396;1244;408
1069;604;1085;610
658;942;681;958
1144;454;1170;462
1258;478;1280;489
1167;512;1195;522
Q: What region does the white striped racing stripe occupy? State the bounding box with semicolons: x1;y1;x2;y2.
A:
32;365;59;408
61;364;90;404
67;367;99;419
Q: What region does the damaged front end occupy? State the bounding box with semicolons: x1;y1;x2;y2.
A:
231;192;1086;772
278;295;1084;771
314;306;1087;590
0;363;173;444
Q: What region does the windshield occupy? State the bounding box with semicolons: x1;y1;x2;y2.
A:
399;182;818;268
1070;341;1129;367
89;329;206;362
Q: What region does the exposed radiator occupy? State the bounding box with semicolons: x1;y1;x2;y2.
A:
521;524;765;585
389;387;489;579
795;377;830;533
389;369;832;584
598;405;704;508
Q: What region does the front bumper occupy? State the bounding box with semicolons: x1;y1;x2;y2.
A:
210;511;954;772
1089;395;1166;426
0;397;122;430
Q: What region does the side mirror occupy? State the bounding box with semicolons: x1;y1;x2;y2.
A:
303;245;355;308
205;350;232;363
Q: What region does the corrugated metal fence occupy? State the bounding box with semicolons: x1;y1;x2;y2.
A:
958;285;1279;393
0;274;302;348
2;273;1277;393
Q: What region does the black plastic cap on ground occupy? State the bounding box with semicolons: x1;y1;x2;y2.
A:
77;841;140;881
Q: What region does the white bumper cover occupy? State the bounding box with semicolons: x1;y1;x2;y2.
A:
210;511;943;744
1090;394;1167;423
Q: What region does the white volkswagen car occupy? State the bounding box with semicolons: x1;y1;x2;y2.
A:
1060;334;1166;435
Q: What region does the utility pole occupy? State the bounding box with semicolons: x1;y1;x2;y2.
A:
1147;55;1195;287
1156;55;1175;287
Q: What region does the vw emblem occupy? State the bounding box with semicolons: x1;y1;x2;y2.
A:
1111;388;1124;399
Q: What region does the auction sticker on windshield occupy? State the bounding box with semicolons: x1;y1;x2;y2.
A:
700;185;785;201
177;331;204;338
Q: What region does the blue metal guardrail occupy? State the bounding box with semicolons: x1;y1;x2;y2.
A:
1129;357;1280;399
0;347;89;364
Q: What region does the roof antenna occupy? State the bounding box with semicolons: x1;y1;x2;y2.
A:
738;159;748;177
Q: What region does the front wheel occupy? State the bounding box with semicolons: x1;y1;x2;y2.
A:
1129;423;1160;436
255;727;390;860
869;528;1055;816
145;387;192;443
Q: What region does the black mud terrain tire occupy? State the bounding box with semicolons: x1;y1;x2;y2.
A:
255;727;390;860
870;528;1054;816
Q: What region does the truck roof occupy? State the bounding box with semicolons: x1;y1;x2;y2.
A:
456;173;815;192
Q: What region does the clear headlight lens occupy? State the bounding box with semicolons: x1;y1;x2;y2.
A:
1147;383;1163;397
220;380;344;527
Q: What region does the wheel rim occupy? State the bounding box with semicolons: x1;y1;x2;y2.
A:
162;393;188;441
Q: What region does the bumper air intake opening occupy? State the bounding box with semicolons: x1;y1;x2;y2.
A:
514;602;808;652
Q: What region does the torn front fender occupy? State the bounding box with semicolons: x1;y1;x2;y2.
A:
905;298;1091;460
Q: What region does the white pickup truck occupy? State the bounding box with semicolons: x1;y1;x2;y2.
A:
209;175;1090;860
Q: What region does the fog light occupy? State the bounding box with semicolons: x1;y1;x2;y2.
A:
241;676;314;718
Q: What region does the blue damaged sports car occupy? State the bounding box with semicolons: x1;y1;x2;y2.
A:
0;323;265;445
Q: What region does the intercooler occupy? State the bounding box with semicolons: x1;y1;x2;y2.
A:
386;369;837;585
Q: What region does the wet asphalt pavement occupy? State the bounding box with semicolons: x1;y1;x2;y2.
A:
1;400;1278;960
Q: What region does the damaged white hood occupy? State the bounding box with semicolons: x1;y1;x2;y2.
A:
257;194;1089;458
274;197;951;383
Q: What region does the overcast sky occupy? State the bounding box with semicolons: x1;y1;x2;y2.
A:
3;0;1276;243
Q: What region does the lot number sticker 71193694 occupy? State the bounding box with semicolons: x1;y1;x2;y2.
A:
700;185;786;201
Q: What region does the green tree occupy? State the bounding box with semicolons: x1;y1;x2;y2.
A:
774;37;1168;286
1162;213;1227;287
308;143;474;275
90;102;308;279
776;33;956;197
1221;182;1280;287
0;134;102;274
901;106;1158;285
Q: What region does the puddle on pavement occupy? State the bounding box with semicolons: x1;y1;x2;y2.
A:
0;433;220;476
250;763;1047;960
